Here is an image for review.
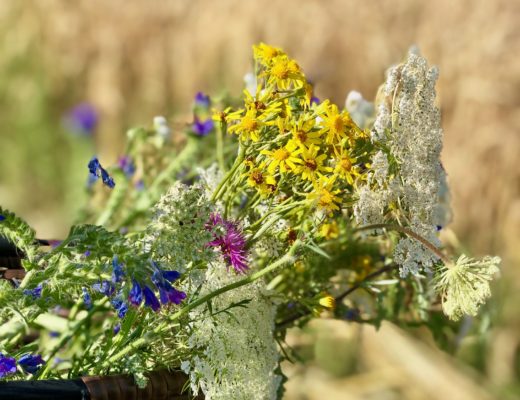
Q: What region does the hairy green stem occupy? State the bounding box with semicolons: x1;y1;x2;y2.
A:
354;223;451;264
211;144;245;202
276;264;397;330
38;304;104;379
216;120;226;173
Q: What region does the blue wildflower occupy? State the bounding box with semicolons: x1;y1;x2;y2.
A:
49;331;60;338
92;280;115;297
191;117;214;136
84;250;91;257
152;268;186;305
310;96;320;105
135;180;145;191
0;215;5;221
113;324;121;335
116;301;128;318
64;103;98;136
111;256;125;283
128;279;143;306
344;308;360;321
143;286;161;312
88;157;115;189
117;156;136;178
23;283;43;299
162;270;181;283
17;354;45;374
110;296;128;318
194;92;211;109
82;288;92;309
0;354;17;378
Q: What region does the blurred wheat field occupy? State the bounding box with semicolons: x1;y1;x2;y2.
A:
0;0;519;398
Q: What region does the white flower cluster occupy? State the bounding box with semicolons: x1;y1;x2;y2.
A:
355;47;451;276
434;255;501;321
345;90;374;129
181;262;281;400
146;182;214;271
153;115;171;139
197;163;224;196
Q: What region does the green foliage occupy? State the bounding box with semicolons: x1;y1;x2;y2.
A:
0;206;37;261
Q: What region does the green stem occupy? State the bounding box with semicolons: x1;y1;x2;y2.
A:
38;304;104;379
103;242;301;366
354;223;451;264
95;171;129;227
148;137;199;194
211;144;245;202
217;121;226;173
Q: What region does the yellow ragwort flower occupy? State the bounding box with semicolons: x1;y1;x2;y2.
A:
265;55;305;90
243;88;283;117
289;116;322;147
245;163;277;196
333;146;363;185
253;43;282;66
261;140;302;175
228;108;263;142
296;144;331;182
307;175;341;213
318;294;336;309
317;100;356;145
320;221;339;240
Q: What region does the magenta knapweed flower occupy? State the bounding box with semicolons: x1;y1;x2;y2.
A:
207;213;249;273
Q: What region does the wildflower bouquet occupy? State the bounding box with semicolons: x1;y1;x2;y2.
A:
0;44;500;399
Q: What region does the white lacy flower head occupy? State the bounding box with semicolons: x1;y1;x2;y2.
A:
434;255;501;320
182;261;281;400
356;47;451;276
146;182;214;271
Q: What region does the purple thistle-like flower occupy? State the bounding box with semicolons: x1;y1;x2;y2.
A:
17;354;45;374
194;92;211;109
117;156;136;178
64;103;98;136
191;117;214;136
207;213;249;273
88;157;115;189
143;286;161;312
0;354;17;378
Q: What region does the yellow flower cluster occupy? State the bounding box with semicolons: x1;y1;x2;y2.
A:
224;43;370;222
